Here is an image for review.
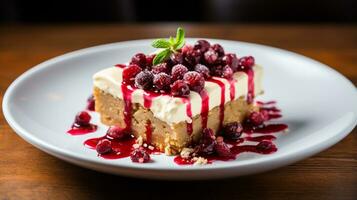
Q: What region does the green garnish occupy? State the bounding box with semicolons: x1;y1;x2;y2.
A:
151;27;185;65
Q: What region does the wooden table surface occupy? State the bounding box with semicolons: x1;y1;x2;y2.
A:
0;24;356;200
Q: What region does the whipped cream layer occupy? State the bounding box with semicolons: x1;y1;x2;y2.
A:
93;65;263;125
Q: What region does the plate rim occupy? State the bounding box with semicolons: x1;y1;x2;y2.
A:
2;38;357;175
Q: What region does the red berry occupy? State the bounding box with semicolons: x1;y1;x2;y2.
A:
130;147;151;163
210;65;223;77
222;65;233;79
194;64;210;79
153;73;171;91
223;53;239;72
248;111;265;126
203;49;218;65
238;56;255;69
256;141;273;151
135;70;154;90
169;52;184;66
106;126;128;140
75;111;91;126
170;80;190;97
152;63;169;74
223;122;243;140
211;44;225;56
87;95;95;111
193;40;211;52
130;53;147;68
146;54;155;67
184;49;201;67
181;44;193;54
96;139;112;154
215;136;234;159
183;71;205;92
171;64;188;81
201;128;216;144
193;128;216;156
122;64;142;84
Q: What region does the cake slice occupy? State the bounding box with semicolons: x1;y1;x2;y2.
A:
93;64;263;154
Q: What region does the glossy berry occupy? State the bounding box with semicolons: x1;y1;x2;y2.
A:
215;136;234;159
222;65;233;79
222;122;243;140
171;64;188;81
238;56;255;69
130;53;147;68
96;139;112;154
146;54;155;67
153;73;171;91
181;44;193;54
171;80;190;97
122;64;142;84
135;70;154;90
248;111;265;126
201;128;216;144
193;40;210;52
75;111;91;126
106;126;128;140
183;71;205;92
223;53;239;72
184;49;202;67
256;141;273;151
87;95;95;111
130;147;151;163
203;49;218;65
169;52;184;66
211;44;225;56
194;64;210;79
193;128;216;156
152;63;169;74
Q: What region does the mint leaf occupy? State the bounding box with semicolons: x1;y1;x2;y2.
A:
173;27;185;49
153;49;171;65
152;39;171;48
169;36;175;45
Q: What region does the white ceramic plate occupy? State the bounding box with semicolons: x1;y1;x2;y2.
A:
3;39;357;180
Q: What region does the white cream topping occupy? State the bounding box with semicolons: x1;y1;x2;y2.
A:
93;65;263;125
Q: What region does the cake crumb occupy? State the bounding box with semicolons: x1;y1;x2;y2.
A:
164;145;172;155
143;143;148;148
136;136;143;146
148;145;155;150
193;157;208;165
132;144;140;149
180;148;194;159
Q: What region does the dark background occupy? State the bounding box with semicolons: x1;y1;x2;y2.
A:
1;0;357;23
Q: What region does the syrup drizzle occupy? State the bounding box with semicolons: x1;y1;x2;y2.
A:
121;84;135;130
143;91;160;108
243;68;255;103
228;79;237;101
199;89;210;129
67;124;97;135
208;78;226;130
145;120;152;144
182;97;193;135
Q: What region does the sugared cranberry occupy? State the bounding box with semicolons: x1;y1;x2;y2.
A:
106;126;128;140
153;73;171;91
184;49;202;67
256;141;273;151
193;40;210;52
130;53;147;68
211;44;225;56
215;136;234;159
238;56;255;69
122;64;142;84
223;53;239;72
222;65;233;79
130;147;151;163
87;95;95;111
193;128;216;156
75;111;91;126
183;71;205;92
181;44;193;54
169;53;184;66
171;80;190;97
194;64;210;79
146;54;155;67
204;49;218;65
96;139;112;154
171;64;188;81
223;122;243;140
135;70;154;90
152;63;169;74
210;65;223;77
248;111;265;126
